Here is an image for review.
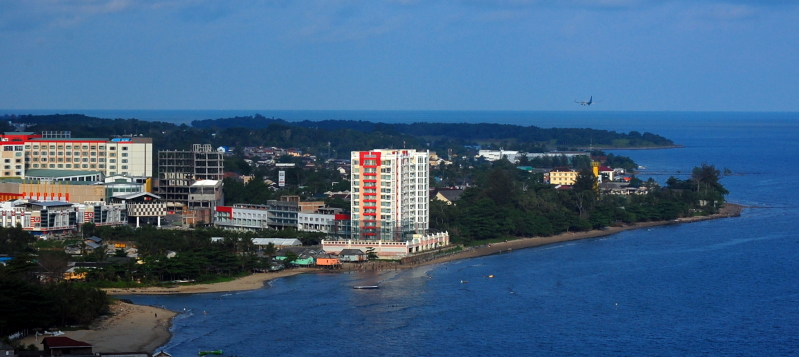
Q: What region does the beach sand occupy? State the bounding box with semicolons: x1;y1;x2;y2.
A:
51;203;741;354
105;268;312;296
16;301;176;354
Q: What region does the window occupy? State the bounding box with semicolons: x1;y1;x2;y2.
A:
121;165;128;169
91;158;96;163
122;146;128;151
121;153;128;157
109;153;116;157
57;164;63;168
121;159;127;163
57;145;63;149
110;165;116;169
82;164;88;168
109;147;115;150
49;164;55;168
66;164;71;168
74;152;80;156
110;159;116;163
90;146;96;150
32;164;39;168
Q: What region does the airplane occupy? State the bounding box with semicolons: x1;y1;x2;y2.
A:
575;96;594;106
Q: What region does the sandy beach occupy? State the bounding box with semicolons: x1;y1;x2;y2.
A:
52;203;741;355
16;301;176;354
105;268;312;296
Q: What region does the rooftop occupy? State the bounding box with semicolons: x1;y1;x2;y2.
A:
25;169;103;178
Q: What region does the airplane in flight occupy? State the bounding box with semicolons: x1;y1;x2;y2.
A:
575;96;595;106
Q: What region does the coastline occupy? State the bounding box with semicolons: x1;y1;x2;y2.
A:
15;301;176;354
81;203;741;354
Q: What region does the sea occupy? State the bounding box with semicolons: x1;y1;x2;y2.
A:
12;110;796;356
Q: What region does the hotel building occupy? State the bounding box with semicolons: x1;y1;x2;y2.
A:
349;149;429;241
0;131;152;179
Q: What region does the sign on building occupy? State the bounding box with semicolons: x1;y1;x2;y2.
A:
279;170;285;187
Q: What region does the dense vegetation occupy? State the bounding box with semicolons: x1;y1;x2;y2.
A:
192;114;675;148
3;113;674;167
430;161;729;244
0;253;108;334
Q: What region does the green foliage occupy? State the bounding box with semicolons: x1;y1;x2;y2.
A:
0;226;36;255
431;161;729;244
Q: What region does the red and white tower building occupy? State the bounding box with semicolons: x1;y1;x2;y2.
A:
350;149;429;242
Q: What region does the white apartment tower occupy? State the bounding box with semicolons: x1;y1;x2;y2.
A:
350;149;429;242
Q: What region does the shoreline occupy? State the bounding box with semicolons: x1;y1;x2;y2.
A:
85;203;742;354
15;301;176;354
107;203;743;296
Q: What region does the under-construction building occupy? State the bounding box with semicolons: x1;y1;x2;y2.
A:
155;144;224;222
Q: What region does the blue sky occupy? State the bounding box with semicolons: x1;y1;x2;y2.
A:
1;0;797;111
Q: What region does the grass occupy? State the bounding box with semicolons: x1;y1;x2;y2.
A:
33;239;80;249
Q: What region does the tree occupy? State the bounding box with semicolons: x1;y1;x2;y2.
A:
573;168;597;193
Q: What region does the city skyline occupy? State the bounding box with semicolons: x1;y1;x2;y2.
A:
1;1;798;112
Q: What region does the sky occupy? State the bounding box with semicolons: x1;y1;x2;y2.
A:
1;0;798;112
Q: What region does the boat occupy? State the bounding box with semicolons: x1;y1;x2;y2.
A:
198;350;223;356
353;285;379;289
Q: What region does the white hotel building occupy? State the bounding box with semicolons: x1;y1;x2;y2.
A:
350;149;430;242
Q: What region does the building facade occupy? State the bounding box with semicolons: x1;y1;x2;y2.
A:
155;144;224;214
350;149;429;241
0;132;153;178
549;168;578;186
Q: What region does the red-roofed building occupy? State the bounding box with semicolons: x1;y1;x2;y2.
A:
599;165;615;181
42;336;93;356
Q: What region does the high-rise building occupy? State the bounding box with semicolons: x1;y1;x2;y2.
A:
350;149;429;241
155;144;223;219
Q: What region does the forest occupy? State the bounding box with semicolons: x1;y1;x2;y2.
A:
3;113;675;166
429;161;729;243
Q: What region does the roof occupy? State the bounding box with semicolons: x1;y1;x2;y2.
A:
30;201;73;207
436;189;463;202
112;192;161;200
4;131;35;135
29;137;109;141
86;236;102;243
340;249;365;255
191;180;220;187
25;169;103;178
251;238;302;246
42;336;93;349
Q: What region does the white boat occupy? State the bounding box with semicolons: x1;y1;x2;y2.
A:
353;285;379;289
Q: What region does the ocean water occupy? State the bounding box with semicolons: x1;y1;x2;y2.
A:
116;111;799;356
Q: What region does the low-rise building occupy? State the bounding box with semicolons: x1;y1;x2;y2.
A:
549;167;578;186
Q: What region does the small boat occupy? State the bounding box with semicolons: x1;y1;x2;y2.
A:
198;350;223;356
353;285;379;289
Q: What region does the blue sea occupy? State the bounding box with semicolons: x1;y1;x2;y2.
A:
99;110;798;356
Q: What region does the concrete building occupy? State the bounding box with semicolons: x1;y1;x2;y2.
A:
213;196;326;232
0;131;153;178
109;192;167;227
155;144;224;220
349;149;429;241
549;167;578;186
0;199;127;236
297;207;351;239
477;149;521;163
